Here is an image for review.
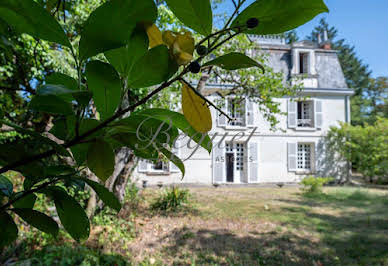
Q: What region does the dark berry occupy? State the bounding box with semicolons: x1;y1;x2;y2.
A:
246;18;259;29
189;61;201;73
196;45;208;56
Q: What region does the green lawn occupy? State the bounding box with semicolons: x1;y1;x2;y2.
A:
2;186;388;265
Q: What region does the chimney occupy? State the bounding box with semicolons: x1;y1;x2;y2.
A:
323;30;328;42
320;30;331;50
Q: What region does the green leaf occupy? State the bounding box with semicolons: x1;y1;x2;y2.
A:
79;0;157;60
13;208;59;237
30;95;73;115
86;61;121;120
0;174;13;197
81;178;121;212
87;139;115;182
137;109;213;153
128;45;178;89
11;192;36;209
72;91;93;107
231;0;329;35
43;186;90;242
203;52;265;72
0;0;70;47
159;146;185;177
164;0;212;35
46;73;78;91
109;133;159;160
71;143;90;166
0;211;18;247
105;26;149;79
36;84;75;103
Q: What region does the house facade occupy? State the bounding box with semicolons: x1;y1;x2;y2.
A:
135;35;354;185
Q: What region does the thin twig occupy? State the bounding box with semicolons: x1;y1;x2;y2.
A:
0;178;60;211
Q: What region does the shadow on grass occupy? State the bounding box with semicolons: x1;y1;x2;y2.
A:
1;244;130;266
277;189;388;265
158;189;388;265
160;227;325;265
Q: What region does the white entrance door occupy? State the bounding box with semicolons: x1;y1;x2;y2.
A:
225;142;245;183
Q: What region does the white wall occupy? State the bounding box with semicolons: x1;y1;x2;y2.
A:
136;95;348;185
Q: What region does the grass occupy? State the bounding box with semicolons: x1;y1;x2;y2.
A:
2;186;388;265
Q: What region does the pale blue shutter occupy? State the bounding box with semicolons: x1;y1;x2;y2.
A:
315;100;323;129
217;98;227;127
288;142;297;172
288;99;297;128
248;142;259;182
246;98;254;127
212;142;225;183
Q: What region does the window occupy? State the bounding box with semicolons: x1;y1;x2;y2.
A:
299;52;309;74
297;144;312;170
227;98;245;126
236;143;244;171
151;160;169;172
297;101;313;127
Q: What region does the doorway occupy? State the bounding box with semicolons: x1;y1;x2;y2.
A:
225;142;246;183
226;153;234;182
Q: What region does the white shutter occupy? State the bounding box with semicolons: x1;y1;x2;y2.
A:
217;98;227;127
246;98;254;127
288;142;297;172
170;141;180;172
288;99;297;128
315;99;323;129
212;142;225;183
248;142;259;183
138;159;148;173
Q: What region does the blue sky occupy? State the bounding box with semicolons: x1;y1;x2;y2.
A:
221;0;388;78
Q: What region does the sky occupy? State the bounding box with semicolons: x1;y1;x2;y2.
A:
221;0;388;78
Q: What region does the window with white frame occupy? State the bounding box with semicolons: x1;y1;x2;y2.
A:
297;143;312;170
297;101;313;127
299;52;309;74
151;160;169;172
235;143;244;171
227;98;245;126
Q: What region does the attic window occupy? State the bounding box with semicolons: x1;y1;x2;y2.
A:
299;52;309;74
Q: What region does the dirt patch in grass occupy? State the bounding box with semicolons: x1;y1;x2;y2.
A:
116;186;388;265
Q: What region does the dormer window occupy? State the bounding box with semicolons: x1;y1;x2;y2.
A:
299;52;309;74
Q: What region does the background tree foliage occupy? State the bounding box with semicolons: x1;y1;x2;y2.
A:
327;118;388;184
306;18;387;126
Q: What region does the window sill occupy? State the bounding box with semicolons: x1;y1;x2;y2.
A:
295;170;315;175
223;125;252;130
146;171;170;176
294;127;317;131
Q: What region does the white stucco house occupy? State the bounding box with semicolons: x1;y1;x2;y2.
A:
135;35;354;185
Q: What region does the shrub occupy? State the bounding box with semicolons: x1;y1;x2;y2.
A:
125;181;143;211
151;186;190;213
300;176;334;194
327;118;388;183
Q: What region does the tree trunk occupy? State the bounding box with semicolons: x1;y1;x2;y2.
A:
85;169;99;219
105;147;138;203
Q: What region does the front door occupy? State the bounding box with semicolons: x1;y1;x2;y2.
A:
226;153;234;182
